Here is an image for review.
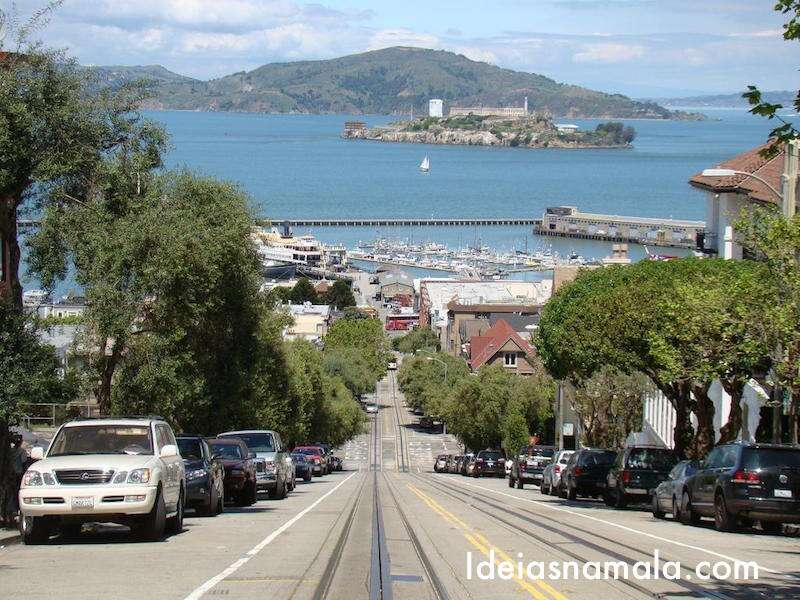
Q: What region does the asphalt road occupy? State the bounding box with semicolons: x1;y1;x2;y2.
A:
3;372;800;600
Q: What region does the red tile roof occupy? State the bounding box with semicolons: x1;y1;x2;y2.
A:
469;319;534;370
689;142;784;205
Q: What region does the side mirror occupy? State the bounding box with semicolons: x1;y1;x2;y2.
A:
160;444;178;458
30;446;44;460
248;451;256;459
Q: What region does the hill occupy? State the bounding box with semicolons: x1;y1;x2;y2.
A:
88;65;198;92
95;47;701;119
652;90;795;109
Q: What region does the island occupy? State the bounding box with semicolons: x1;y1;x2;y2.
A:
342;114;637;149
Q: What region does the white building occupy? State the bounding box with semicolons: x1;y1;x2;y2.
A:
428;99;443;118
556;124;579;134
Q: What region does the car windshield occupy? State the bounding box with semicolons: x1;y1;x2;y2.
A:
627;448;678;470
209;444;243;459
743;448;800;469
584;451;616;466
520;446;555;458
221;432;274;452
481;451;503;460
295;447;320;455
291;453;307;462
177;438;203;460
49;425;153;456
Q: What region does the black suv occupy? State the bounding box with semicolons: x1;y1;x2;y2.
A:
559;448;617;500
605;446;678;508
509;445;555;489
681;442;800;533
472;449;506;477
177;436;225;516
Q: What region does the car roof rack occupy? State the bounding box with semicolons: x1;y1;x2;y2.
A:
70;414;165;422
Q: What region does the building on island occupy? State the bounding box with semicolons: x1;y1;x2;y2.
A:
449;96;528;118
555;124;579;134
428;99;443;118
343;121;366;133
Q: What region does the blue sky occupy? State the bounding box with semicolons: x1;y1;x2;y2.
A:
7;0;800;97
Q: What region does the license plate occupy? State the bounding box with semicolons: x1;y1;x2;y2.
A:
72;496;94;509
774;489;792;499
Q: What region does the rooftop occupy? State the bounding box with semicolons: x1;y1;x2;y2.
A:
689;142;784;205
469;319;534;370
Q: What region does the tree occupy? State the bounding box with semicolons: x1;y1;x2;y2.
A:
396;353;469;415
744;2;800;154
323;346;376;398
289;278;318;304
324;316;390;377
0;5;165;308
0;301;78;522
392;327;441;354
323;280;356;310
567;367;649;449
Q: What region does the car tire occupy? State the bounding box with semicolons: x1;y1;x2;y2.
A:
760;521;782;534
304;472;312;482
603;490;614;507
138;486;166;541
550;482;559;497
541;482;549;495
247;479;258;505
680;490;700;526
567;485;577;501
671;496;681;521
276;477;288;500
652;494;665;519
168;488;184;535
201;484;217;517
613;486;627;509
20;515;52;545
714;493;736;532
516;478;524;490
508;476;515;488
216;485;224;514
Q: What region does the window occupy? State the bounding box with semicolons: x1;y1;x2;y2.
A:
504;352;517;367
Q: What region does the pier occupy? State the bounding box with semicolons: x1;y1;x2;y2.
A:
257;218;537;228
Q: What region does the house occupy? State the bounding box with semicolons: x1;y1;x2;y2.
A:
556;124;579;134
379;271;414;306
689;142;784;259
468;319;536;375
448;301;542;358
281;303;332;342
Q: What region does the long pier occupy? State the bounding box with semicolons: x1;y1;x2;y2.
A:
257;218;536;227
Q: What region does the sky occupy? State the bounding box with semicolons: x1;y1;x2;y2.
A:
5;0;800;98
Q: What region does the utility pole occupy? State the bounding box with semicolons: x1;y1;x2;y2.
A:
781;139;799;219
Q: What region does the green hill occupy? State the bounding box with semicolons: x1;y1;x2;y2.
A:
95;47;700;119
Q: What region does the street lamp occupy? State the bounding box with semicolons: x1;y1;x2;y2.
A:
701;168;783;203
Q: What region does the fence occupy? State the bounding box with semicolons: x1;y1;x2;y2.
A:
18;402;99;429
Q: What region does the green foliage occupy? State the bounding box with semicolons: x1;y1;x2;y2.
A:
397;353;469;415
289;278;318;304
392;327;440;354
325;316;390;378
323;346;376;398
323;279;356;310
592;122;636;144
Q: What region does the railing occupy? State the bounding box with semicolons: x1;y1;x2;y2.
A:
18;402;99;429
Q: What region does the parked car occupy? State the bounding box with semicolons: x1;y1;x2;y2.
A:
472;449;506;478
681;442;800;533
218;430;291;500
291;452;313;482
449;455;462;474
293;446;327;476
605;446;679;508
460;454;474;476
330;455;343;471
207;438;257;506
652;459;700;519
509;445;556;489
434;454;449;473
19;416;186;544
388;360;398;370
177;435;225;516
541;450;574;496
464;455;477;477
559;448;617;500
366;405;379;414
420;415;434;429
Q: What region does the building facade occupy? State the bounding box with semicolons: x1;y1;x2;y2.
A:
468;319;537;375
448;97;528;118
429;99;443;118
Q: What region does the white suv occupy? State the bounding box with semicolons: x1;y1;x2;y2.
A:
18;416;186;544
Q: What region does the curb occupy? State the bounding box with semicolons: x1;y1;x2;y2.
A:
0;534;21;548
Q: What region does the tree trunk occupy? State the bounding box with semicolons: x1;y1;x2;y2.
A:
718;379;744;444
652;378;692;459
0;193;23;309
791;388;800;446
691;382;716;458
94;339;124;415
0;423;16;525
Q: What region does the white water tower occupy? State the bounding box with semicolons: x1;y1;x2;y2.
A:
429;98;443;118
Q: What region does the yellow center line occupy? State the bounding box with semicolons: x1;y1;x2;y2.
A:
407;484;568;600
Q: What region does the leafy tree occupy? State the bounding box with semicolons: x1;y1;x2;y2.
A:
325;316;389;377
323;279;356;310
392;327;441;354
265;285;291;306
0;5;165;308
0;301;78;522
396;353;469;415
289;278;318;304
323;346;376;398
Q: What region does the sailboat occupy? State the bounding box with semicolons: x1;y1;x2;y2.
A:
419;155;430;173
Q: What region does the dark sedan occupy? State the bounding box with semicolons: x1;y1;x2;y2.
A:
291;452;313;482
605;446;679;508
682;442;800;532
559;448;617;500
177;436;225;516
207;438;258;506
472;449;506;477
652;459;700;519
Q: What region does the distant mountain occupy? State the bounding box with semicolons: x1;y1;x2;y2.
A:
87;65;198;91
652;90;796;109
93;47;701;119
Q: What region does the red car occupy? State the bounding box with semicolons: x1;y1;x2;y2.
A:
207;438;258;505
293;446;327;476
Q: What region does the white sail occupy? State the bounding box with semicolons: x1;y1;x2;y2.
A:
420;156;430;172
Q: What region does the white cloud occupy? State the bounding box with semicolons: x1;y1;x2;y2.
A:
572;42;645;63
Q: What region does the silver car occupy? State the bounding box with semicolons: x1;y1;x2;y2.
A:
218;430;291;500
541;450;574;496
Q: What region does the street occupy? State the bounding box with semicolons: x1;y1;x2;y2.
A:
2;371;799;600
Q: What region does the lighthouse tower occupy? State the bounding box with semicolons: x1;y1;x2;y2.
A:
524;96;528;114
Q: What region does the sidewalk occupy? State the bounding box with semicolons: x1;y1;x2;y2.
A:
0;524;21;548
